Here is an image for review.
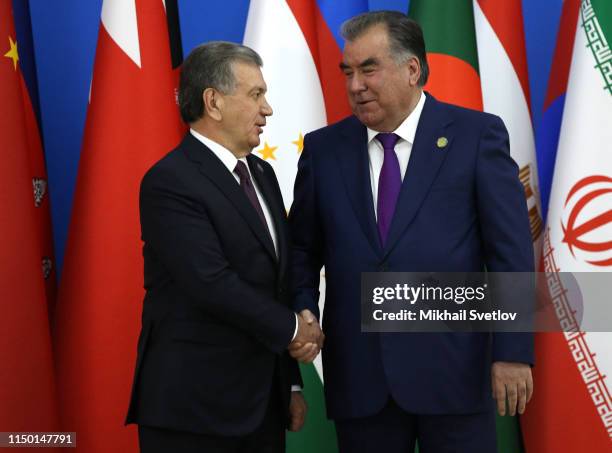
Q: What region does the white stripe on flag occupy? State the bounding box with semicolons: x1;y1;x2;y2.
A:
473;0;543;259
243;0;327;379
101;0;141;68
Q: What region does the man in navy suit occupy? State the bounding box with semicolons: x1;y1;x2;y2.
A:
126;42;323;453
289;11;534;452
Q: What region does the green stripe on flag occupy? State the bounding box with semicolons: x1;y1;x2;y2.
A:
287;364;338;453
586;0;612;95
591;0;612;45
286;363;526;452
497;414;525;452
409;0;480;73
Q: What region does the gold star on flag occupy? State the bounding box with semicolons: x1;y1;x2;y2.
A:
257;141;278;160
4;36;19;71
292;132;304;154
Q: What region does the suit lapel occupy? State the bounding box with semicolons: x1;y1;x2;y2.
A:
383;94;454;258
335;117;382;256
182;134;277;262
248;154;285;267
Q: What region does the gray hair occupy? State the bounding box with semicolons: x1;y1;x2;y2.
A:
340;11;429;86
178;41;263;123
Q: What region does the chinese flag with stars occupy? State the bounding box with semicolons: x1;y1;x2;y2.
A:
53;0;185;451
0;0;59;433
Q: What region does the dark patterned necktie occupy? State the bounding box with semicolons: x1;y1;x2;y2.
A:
234;160;270;233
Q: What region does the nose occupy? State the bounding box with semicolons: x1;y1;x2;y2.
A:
261;96;273;116
348;72;366;94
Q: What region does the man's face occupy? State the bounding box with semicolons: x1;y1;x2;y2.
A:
219;62;272;156
341;25;419;132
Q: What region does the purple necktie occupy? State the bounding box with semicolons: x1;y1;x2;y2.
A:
234;160;270;234
376;133;401;246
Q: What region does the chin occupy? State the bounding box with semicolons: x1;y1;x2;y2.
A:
358;115;380;129
356;110;381;126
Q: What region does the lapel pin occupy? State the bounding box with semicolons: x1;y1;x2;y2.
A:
436;137;448;149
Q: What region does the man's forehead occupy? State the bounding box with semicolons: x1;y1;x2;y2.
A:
342;26;389;62
232;62;266;89
232;61;261;78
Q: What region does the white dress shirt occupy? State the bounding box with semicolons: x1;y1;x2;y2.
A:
367;91;426;218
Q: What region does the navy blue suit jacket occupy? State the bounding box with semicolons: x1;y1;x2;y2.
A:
289;94;534;419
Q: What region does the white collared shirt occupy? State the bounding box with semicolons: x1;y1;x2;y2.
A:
367;91;426;218
190;129;279;256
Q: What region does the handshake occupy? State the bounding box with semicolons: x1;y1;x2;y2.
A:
288;309;325;363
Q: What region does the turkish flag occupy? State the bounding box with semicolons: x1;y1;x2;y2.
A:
53;1;184;451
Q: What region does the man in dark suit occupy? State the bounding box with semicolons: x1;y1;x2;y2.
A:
289;11;535;452
126;41;323;453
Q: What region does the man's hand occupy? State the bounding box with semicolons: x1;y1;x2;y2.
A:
288;391;307;432
492;361;534;416
288;309;325;363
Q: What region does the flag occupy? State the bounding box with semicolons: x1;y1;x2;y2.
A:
535;0;581;220
520;5;581;450
473;2;544;450
11;0;57;314
409;0;483;111
243;1;365;451
53;0;184;451
474;0;543;261
522;0;612;450
243;0;327;208
0;0;59;435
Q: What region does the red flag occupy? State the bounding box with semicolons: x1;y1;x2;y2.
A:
286;0;353;124
53;0;184;451
0;0;59;435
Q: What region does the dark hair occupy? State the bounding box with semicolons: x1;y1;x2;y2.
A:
178;41;263;123
341;11;429;86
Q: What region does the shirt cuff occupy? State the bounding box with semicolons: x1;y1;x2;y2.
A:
291;385;303;392
291;313;298;342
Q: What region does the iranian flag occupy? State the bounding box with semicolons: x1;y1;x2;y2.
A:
410;1;541;450
53;0;184;451
243;0;363;451
522;0;612;450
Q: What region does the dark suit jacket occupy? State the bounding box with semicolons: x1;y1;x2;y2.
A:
289;93;534;419
126;133;301;436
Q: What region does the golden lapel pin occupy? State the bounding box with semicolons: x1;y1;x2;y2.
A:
436;137;448;149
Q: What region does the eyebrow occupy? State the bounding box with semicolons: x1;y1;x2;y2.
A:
339;57;379;71
248;86;266;95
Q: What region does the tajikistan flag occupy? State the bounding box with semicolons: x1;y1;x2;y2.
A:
243;1;366;451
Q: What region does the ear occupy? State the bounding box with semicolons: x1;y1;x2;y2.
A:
406;56;421;87
203;88;223;121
